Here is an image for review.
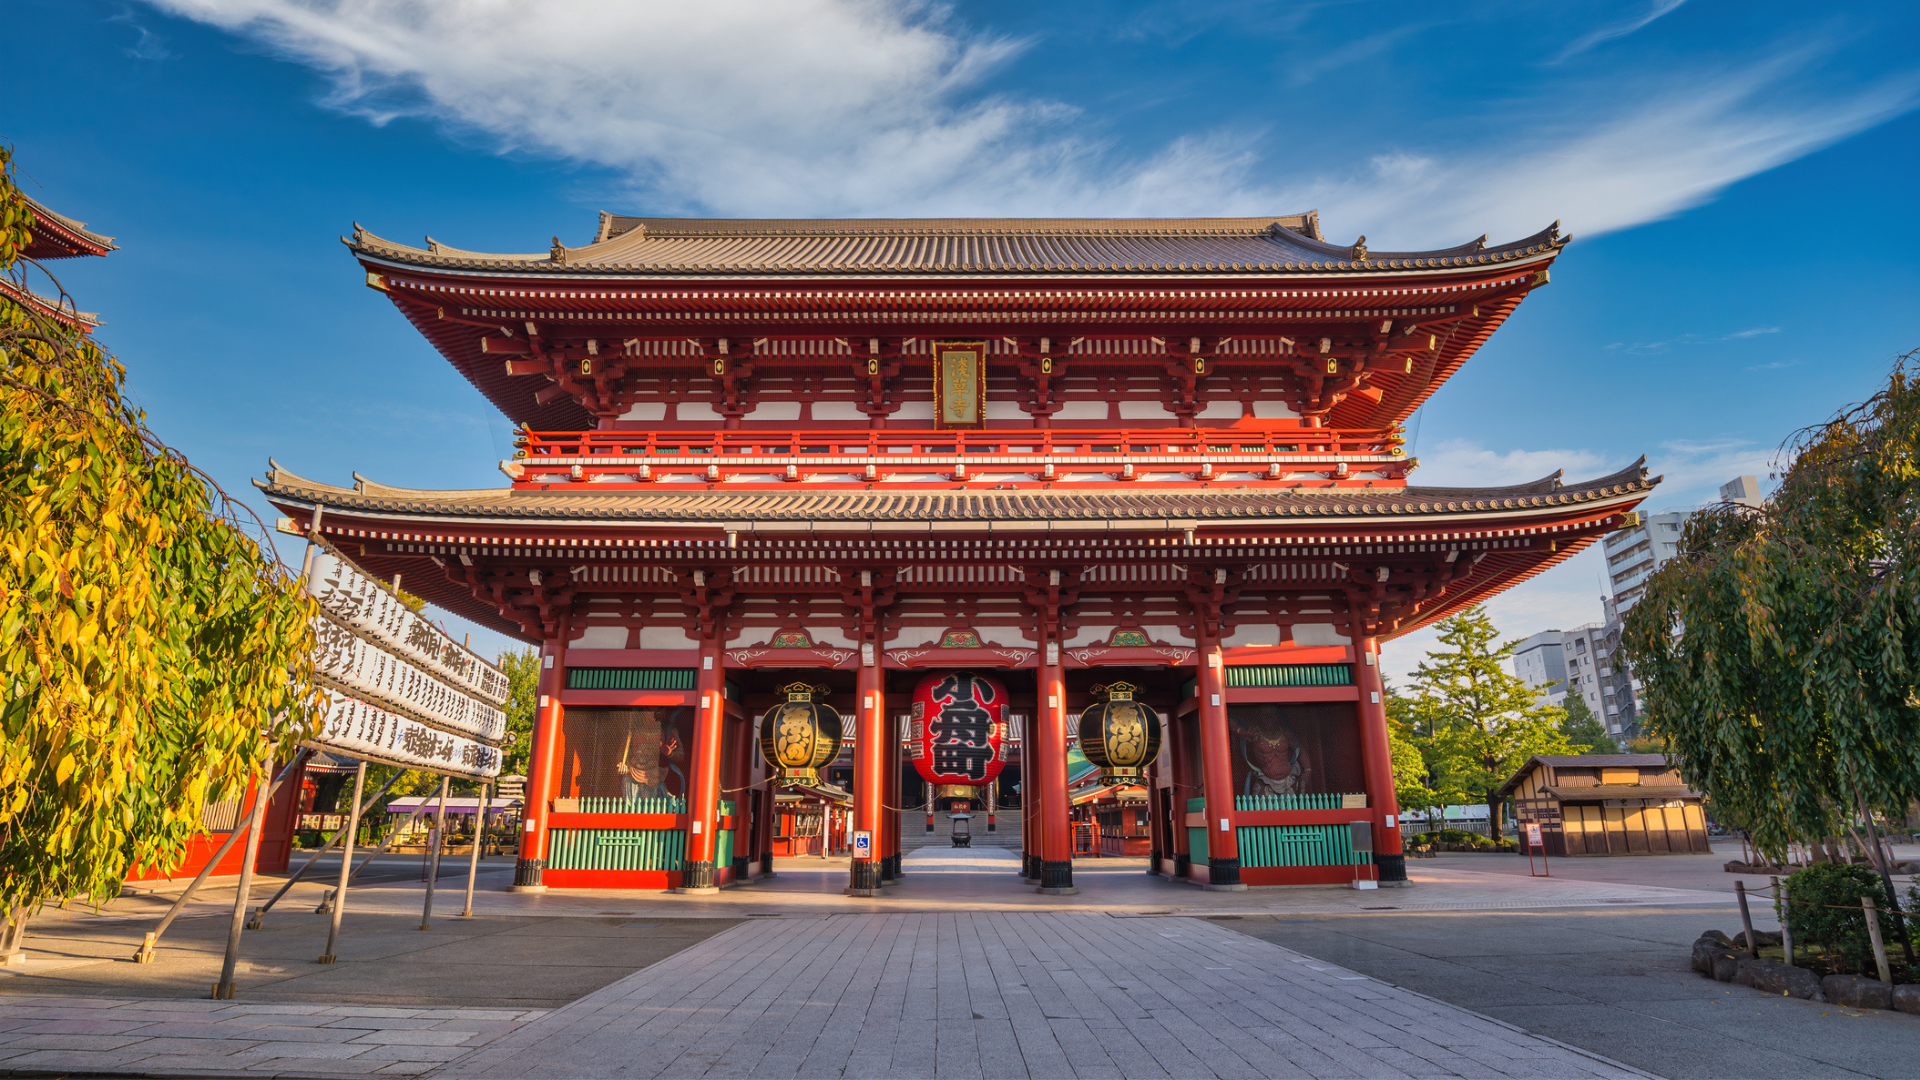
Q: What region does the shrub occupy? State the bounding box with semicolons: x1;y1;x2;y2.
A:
1781;863;1903;972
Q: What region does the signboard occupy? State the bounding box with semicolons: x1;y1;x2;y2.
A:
852;830;873;860
931;341;987;429
314;617;507;744
1526;822;1544;849
296;543;506;778
908;670;1008;786
306;547;510;705
297;814;348;832
306;688;501;778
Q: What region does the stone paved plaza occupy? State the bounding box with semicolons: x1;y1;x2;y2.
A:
4;845;1915;1078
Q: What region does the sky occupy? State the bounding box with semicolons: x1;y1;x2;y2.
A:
8;0;1918;683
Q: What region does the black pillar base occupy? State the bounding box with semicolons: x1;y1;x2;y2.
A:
732;856;750;880
1376;853;1408;884
1148;848;1162;874
1173;854;1191;879
683;860;715;890
1208;857;1242;886
512;858;545;887
1020;854;1035;879
848;858;882;893
1040;860;1074;890
880;854;899;881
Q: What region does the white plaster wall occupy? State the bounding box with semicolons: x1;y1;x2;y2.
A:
888;627;944;648
1194;400;1243;420
574;626;628;649
1222;625;1281;648
619;401;667;421
752;401;802;421
1050;401;1110;420
1291;622;1350;646
639;625;699;649
806;625;858;649
1252;399;1299;419
893;399;936;422
1118;400;1169;419
812;401;869;422
985;400;1030;420
1141;625;1189;644
677;400;725;423
1062;625;1107;647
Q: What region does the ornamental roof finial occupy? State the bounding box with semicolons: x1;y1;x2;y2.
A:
1351;236;1368;262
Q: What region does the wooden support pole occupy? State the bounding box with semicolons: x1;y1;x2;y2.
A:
319;761;367;963
848;659;885;895
1774;876;1794;966
462;783;489;917
213;769;271;999
1735;880;1758;959
255;766;402;928
134;753;309;965
681;639;725;893
513;623;568;892
419;775;451;930
882;706;901;880
1864;896;1892;984
1352;636;1407;884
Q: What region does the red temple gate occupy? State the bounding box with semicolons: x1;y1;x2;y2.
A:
263;213;1655;894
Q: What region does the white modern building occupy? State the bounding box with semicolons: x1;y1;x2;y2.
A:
1512;630;1568;707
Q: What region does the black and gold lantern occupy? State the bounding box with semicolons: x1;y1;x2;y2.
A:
1075;681;1161;782
759;682;844;787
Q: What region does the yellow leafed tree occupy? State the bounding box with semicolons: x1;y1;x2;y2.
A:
0;147;322;943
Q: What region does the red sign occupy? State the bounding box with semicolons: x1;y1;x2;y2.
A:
908;670;1008;787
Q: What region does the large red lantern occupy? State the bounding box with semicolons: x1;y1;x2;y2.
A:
909;670;1008;786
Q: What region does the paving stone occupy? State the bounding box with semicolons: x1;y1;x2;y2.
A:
349;1028;478;1046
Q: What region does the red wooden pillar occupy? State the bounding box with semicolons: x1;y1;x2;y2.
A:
726;713;751;883
848;656;885;895
1144;757;1165;876
1166;707;1191;878
1036;643;1076;893
1022;745;1037;880
1353;635;1408;884
1194;634;1244;889
881;706;900;881
681;639;726;893
513;618;569;891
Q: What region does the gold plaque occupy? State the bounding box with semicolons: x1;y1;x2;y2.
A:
932;341;987;429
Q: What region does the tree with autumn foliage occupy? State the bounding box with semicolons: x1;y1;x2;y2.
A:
0;148;321;954
1404;608;1574;841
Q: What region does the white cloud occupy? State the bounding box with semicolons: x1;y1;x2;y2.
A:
1555;0;1689;63
1411;438;1614;488
144;0;1917;246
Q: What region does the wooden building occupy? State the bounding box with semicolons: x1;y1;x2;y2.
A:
260;213;1657;894
1499;754;1708;856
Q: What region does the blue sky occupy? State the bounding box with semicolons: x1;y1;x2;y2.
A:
9;0;1918;681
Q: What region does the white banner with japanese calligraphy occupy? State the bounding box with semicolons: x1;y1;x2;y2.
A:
314;615;508;745
305;688;501;778
305;547;510;705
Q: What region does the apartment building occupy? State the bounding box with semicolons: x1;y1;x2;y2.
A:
1512;630;1568;708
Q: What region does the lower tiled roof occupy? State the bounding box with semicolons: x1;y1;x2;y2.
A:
257;459;1655;525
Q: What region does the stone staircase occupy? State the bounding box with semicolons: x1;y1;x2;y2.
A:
898;808;1024;852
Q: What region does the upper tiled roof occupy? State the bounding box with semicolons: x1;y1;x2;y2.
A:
257;458;1654;525
348;214;1567;277
20;193;116;260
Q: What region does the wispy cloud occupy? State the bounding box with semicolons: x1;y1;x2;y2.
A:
1745;359;1802;372
1412;438;1614;488
140;1;1917;247
1606;326;1781;355
108;7;173;60
1556;0;1689;63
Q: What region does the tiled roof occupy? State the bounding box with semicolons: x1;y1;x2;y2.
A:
1540;785;1698;801
257;458;1654;525
348;215;1567;277
20;193;116;260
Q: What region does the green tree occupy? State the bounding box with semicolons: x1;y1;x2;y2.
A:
1621;356;1920;896
0;148;320;942
497;647;539;777
1407;608;1574;841
1558;695;1617;754
1383;682;1438;824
